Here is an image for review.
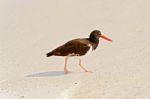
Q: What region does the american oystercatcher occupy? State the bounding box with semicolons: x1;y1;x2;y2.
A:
46;30;112;74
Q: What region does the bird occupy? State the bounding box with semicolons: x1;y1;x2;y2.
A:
46;30;112;74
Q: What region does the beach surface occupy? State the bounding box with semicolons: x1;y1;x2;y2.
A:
0;0;150;99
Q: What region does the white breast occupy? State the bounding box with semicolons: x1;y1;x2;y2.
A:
85;44;93;56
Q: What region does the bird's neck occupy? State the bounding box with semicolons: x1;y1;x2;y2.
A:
88;38;99;50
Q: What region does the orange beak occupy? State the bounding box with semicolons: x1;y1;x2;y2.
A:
100;34;112;42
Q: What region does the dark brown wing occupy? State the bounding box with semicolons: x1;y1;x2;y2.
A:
48;39;90;56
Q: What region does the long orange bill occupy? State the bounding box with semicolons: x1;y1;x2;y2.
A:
100;34;112;42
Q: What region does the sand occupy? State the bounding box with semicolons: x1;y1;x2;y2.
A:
0;0;150;99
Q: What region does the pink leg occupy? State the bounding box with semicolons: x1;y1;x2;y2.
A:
79;58;92;73
64;57;70;74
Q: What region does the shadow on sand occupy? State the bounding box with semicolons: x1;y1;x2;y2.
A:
27;71;64;77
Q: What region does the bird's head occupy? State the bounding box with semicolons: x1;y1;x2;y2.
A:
89;30;112;42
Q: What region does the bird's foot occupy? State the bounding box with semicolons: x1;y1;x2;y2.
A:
64;69;72;74
85;70;93;73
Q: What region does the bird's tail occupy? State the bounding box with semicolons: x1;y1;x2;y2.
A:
46;52;53;57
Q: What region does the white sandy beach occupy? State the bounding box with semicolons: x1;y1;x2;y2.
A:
0;0;150;99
